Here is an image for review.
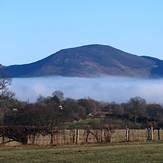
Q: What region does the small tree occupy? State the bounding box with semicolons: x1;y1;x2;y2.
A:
128;97;146;124
0;77;15;109
0;77;12;96
52;90;64;101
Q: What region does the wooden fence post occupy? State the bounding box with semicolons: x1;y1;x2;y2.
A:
100;129;103;143
32;134;36;145
75;129;79;144
50;130;54;145
147;126;154;141
158;128;161;141
125;128;130;142
147;128;151;141
151;126;154;141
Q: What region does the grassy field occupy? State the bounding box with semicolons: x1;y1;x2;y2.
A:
0;142;163;163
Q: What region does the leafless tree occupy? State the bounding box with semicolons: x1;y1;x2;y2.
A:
0;77;14;98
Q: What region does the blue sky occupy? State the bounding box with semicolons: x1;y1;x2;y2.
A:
0;0;163;65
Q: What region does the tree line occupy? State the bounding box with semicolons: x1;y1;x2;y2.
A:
0;77;163;130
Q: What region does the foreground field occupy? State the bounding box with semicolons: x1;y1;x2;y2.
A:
0;143;163;163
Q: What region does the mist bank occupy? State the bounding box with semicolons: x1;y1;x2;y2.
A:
10;76;163;103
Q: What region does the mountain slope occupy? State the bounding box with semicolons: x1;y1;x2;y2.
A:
0;44;163;78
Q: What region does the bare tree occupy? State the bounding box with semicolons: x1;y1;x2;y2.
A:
0;77;15;110
0;77;14;98
128;97;146;124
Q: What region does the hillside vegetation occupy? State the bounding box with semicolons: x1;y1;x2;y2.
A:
1;44;163;78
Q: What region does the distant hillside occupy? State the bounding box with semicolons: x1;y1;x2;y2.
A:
0;44;163;78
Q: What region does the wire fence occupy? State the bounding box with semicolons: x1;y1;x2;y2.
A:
0;126;162;145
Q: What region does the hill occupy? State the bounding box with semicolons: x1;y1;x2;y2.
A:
1;44;163;78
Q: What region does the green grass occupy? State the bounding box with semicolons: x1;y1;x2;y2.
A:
0;142;163;163
68;118;102;128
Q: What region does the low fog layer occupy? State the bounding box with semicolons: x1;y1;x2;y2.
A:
10;76;163;103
